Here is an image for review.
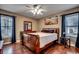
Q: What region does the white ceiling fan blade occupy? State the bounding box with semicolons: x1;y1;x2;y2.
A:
35;5;41;9
37;9;43;15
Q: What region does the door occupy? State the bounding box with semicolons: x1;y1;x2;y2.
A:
0;15;16;44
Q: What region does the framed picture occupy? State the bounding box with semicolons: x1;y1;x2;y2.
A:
24;21;32;31
44;16;58;25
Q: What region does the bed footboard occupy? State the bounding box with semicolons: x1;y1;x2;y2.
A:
22;34;40;53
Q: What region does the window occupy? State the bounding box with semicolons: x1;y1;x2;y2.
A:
64;13;78;37
1;15;13;39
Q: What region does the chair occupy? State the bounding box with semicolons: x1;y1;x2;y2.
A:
60;37;71;48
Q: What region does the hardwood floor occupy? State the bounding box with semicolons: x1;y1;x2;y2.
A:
1;43;79;54
3;43;33;54
44;44;79;54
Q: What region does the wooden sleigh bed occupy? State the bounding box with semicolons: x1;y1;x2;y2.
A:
20;28;59;53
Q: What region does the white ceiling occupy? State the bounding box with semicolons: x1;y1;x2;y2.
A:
0;4;79;19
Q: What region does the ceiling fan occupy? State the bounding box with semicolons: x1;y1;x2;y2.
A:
25;4;46;15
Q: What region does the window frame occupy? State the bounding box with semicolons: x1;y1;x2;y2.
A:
61;12;79;37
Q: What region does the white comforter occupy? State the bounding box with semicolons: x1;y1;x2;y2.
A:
28;32;57;48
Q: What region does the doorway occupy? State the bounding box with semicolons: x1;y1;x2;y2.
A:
0;14;16;45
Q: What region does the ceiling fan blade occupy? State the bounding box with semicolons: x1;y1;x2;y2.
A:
25;5;35;9
33;5;41;9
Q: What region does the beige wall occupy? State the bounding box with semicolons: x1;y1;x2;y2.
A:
38;17;60;31
38;7;79;37
16;16;38;40
38;16;61;37
0;10;38;42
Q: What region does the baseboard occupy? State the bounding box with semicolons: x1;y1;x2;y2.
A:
3;42;11;45
16;39;21;43
71;43;75;47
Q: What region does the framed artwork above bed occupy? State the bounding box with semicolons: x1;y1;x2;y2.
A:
44;16;58;25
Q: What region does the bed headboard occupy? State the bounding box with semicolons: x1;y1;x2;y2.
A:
41;28;59;39
41;28;59;33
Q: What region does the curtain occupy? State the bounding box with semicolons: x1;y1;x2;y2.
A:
60;16;65;44
61;16;65;37
11;16;16;43
75;13;79;48
0;15;2;41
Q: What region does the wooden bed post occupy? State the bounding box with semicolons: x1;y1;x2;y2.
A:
35;35;40;54
57;28;60;43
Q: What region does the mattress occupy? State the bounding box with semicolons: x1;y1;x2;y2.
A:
29;32;57;48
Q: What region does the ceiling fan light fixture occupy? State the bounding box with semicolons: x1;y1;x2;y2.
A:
28;5;46;15
30;10;36;15
37;9;43;15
